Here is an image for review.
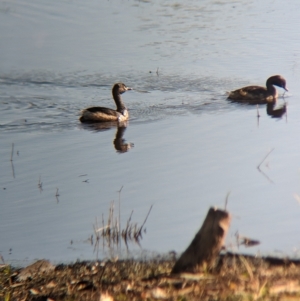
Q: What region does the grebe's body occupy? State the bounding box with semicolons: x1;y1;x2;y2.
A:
80;83;132;123
227;75;288;104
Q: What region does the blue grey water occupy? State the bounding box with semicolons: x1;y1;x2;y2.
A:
1;0;300;265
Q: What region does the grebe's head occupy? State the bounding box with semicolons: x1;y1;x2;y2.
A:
267;75;288;91
113;83;132;95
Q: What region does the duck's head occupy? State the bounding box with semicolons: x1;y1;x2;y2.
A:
113;83;132;95
267;75;288;91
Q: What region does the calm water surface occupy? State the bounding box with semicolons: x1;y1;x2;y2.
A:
1;0;300;265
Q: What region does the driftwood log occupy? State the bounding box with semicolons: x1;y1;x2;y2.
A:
172;207;230;273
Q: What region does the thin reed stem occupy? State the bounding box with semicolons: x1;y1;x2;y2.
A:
10;143;14;161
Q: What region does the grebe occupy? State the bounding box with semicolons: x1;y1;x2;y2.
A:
80;83;132;123
227;75;288;104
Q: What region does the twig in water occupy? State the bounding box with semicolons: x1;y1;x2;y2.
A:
93;201;153;256
10;161;15;179
122;210;134;245
257;148;275;184
9;143;16;178
55;188;60;203
93;217;100;259
256;105;260;128
117;186;123;234
137;204;153;237
38;175;43;192
256;105;260;118
156;67;159;76
224;191;231;211
10;143;14;161
257;148;274;170
285;101;288;123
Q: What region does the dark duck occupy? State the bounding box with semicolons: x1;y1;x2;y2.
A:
80;83;132;123
227;75;288;104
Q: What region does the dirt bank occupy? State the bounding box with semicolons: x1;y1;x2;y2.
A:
1;253;300;301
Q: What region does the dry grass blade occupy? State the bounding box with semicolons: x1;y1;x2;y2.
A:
10;143;14;161
93;202;153;252
257;148;274;170
224;191;230;210
239;255;254;280
257;148;275;184
136;204;153;237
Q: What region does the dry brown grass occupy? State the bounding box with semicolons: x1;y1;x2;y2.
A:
92;201;153;258
1;253;300;301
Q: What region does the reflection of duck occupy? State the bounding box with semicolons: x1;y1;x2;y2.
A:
227;75;288;104
80;121;134;153
266;102;287;118
114;126;134;153
80;83;132;123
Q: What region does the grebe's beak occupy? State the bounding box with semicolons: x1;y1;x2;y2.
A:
126;87;133;91
284;87;289;91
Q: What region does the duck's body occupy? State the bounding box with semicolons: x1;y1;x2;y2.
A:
80;106;129;123
227;75;288;104
80;83;132;123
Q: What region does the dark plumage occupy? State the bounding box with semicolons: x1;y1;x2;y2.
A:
80;83;132;123
227;75;288;104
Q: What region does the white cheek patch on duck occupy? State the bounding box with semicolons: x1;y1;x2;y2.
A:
117;109;129;122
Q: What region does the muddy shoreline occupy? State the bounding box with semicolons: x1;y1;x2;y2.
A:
1;253;300;301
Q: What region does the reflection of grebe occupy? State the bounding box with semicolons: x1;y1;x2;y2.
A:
227;75;288;104
80;83;132;123
266;102;287;119
114;125;134;153
80;121;134;153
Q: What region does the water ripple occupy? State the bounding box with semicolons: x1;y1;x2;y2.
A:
0;70;253;133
